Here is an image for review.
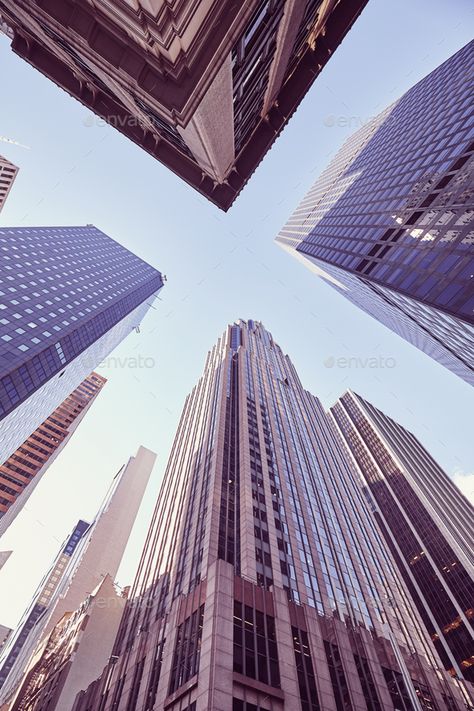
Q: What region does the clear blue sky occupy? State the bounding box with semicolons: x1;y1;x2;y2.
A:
0;0;473;627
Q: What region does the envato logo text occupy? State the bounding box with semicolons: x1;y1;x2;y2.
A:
324;356;396;369
324;115;375;129
99;355;156;370
83;114;147;129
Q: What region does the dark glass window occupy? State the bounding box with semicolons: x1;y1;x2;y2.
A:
233;600;280;687
169;606;204;694
232;700;270;711
382;668;414;711
324;641;352;710
145;639;165;710
353;654;381;711
292;626;321;711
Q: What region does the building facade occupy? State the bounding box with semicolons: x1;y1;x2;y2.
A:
0;519;91;693
11;575;126;711
0;224;163;462
0;156;19;213
276;41;474;385
330;390;474;683
0;446;156;706
73;320;469;711
0;371;106;537
0;0;367;209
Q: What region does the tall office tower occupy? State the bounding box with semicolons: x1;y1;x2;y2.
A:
73;320;467;711
276;41;474;385
0;1;367;210
0;446;156;705
0;156;19;213
0;224;163;462
0;519;91;693
0;371;106;537
330;390;474;684
11;575;126;711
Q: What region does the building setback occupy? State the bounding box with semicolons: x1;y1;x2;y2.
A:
0;224;163;462
0;371;106;537
0;446;156;707
11;575;126;711
0;156;19;213
72;320;468;711
276;41;474;385
330;390;474;683
0;1;367;210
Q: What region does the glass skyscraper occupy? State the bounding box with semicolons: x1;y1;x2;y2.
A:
72;321;469;711
0;371;106;537
0;225;163;461
276;41;474;385
331;391;474;683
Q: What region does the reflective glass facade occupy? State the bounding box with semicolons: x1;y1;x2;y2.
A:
72;321;469;711
0;225;163;459
331;390;474;683
277;41;474;385
0;371;106;536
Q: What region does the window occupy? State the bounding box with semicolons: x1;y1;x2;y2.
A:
169;605;204;694
324;641;352;711
353;654;381;711
233;700;270;711
233;600;280;687
292;626;320;711
382;668;414;711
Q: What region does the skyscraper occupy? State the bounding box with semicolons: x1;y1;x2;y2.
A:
0;224;163;461
0;519;91;693
276;41;474;385
0;371;106;537
11;575;126;711
0;1;367;209
0;156;19;213
0;446;156;706
330;390;474;683
73;321;468;711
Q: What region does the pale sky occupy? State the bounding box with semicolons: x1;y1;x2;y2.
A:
0;0;473;628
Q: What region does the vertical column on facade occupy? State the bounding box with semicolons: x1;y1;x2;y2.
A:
197;559;234;711
272;585;303;709
204;354;227;574
177;57;235;183
262;0;306;115
239;355;258;583
152;593;182;710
